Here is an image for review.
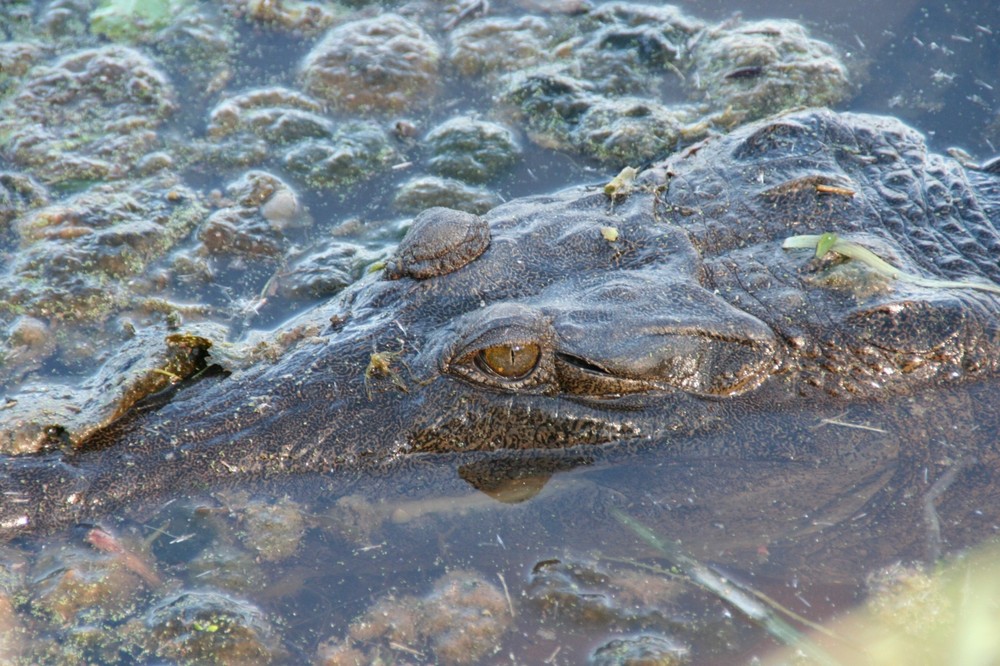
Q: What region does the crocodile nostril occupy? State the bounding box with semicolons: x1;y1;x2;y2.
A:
384;207;490;280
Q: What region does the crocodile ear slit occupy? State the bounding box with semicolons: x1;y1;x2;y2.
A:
384;207;490;280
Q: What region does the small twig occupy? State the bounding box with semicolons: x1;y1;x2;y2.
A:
498;572;515;618
603;552;841;637
86;527;163;588
924;458;969;562
151;368;182;382
816;417;888;434
388;641;424;658
611;508;845;666
815;183;856;196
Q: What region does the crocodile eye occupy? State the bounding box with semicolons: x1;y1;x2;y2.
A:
445;304;554;392
476;343;540;379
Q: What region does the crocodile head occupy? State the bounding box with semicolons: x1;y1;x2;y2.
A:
4;108;999;538
341;195;780;456
319;106;1000;462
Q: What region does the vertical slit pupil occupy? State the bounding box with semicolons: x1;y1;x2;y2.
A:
477;343;540;379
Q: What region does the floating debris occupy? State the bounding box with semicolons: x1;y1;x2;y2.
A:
604;166;638;201
783;233;1000;294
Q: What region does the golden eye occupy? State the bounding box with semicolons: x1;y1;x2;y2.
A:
476;343;540;379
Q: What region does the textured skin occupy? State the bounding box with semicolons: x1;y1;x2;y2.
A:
2;108;999;540
384;206;490;279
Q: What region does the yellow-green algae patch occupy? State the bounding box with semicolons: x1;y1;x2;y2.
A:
90;0;197;43
784;232;1000;295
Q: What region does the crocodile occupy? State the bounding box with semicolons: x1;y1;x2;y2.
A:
3;107;1000;541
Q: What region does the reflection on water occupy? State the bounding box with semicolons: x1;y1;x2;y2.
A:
0;0;998;663
7;377;992;662
3;375;998;662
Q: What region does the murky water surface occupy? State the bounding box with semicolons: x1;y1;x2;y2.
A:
1;0;998;664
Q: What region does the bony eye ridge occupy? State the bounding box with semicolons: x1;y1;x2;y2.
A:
475;342;541;379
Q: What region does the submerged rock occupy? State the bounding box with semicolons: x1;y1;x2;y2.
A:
185;541;268;595
282;121;396;190
0;46;176;184
420;570;511;665
0;587;25;663
0;3;35;41
691;18;850;124
449;15;552;79
0;41;45;97
201;87;399;191
394;175;501;214
198;171;305;260
300;14;441;113
203;86;352;180
222;0;336;35
336;569;512;665
426;116;521;183
234;496;307;562
29;535;156;627
499;67;595;152
496;7;851;164
272;239;380;301
526;557;687;625
89;0;198;43
152;11;234;95
142;590;284;664
0;172;48;231
0;173;206;325
207;87;330;143
501;69;705;166
38;0;95;41
571;97;701;165
571;2;704;96
590;634;690;666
